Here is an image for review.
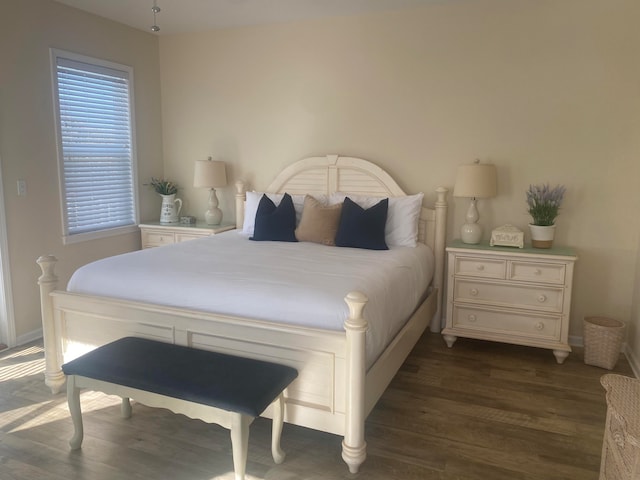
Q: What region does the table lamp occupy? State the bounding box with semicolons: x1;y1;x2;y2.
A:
453;161;497;244
194;157;227;225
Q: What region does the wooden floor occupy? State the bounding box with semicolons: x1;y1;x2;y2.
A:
0;334;634;480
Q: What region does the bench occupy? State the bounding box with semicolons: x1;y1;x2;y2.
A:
61;336;298;480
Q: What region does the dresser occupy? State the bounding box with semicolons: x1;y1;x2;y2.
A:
139;221;235;249
443;240;577;364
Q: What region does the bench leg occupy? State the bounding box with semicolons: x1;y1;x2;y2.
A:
271;393;286;464
66;375;83;450
230;414;251;480
121;397;132;419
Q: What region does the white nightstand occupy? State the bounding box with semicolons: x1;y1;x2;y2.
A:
443;240;577;364
139;221;235;249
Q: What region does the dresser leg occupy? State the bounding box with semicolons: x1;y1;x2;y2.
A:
552;350;569;364
443;334;457;348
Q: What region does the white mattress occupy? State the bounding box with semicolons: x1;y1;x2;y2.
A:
68;231;434;365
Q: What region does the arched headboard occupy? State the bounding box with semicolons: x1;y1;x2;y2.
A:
234;154;448;331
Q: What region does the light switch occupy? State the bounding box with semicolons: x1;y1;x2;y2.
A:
17;179;26;196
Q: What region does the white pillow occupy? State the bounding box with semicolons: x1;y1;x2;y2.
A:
330;192;424;247
241;192;326;236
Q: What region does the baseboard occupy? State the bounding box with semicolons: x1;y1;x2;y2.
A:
568;335;583;347
16;328;42;347
624;344;640;379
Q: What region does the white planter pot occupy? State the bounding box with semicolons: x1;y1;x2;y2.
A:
160;194;182;224
529;224;555;249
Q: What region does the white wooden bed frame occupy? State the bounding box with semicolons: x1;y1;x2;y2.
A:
38;154;447;474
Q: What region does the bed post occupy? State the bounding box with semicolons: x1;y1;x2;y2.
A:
430;187;448;333
37;255;65;394
342;291;368;474
235;180;246;230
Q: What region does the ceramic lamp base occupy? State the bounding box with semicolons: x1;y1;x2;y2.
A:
205;208;222;225
460;223;482;244
205;188;223;225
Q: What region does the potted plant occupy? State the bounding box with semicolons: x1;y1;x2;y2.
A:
526;183;565;248
148;178;182;224
149;178;178;195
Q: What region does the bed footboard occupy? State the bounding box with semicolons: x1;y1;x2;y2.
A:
37;255;371;473
342;291;368;473
37;255;65;394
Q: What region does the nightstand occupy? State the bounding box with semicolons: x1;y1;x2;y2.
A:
139;221;235;249
443;240;577;364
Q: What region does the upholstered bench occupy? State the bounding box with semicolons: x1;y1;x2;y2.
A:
61;336;298;480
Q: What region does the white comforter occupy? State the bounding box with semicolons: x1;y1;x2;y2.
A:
68;231;434;364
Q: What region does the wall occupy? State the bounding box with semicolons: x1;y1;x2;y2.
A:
159;0;640;358
629;235;640;376
0;0;163;342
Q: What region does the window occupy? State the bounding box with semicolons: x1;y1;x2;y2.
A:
51;50;138;243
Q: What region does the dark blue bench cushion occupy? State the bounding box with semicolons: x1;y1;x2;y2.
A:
62;337;298;418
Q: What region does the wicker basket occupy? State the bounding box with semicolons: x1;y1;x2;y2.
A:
584;316;625;370
599;374;640;479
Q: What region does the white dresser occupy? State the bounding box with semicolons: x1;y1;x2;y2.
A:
139;222;234;249
443;240;577;364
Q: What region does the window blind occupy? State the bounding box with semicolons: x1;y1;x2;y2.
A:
55;56;136;236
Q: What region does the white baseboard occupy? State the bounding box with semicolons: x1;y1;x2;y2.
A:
624;344;640;379
568;335;583;347
16;328;42;347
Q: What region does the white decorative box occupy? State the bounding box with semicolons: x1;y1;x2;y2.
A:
490;224;524;248
179;216;196;225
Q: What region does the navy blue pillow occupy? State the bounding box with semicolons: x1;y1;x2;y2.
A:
250;193;298;242
335;197;389;250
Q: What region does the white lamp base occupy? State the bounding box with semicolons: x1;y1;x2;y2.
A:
461;222;482;244
460;197;482;244
205;188;223;225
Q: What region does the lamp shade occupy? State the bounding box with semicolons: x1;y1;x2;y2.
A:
453;164;497;199
194;159;227;188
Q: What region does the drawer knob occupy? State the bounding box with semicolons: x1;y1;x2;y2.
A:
534;322;544;331
476;265;485;271
468;314;477;323
538;294;547;303
470;288;479;296
534;268;542;275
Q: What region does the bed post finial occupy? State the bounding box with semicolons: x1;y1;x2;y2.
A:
431;186;448;333
37;255;65;394
343;290;368;473
235;180;246;230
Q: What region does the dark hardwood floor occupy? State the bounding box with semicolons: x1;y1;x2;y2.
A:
0;333;634;479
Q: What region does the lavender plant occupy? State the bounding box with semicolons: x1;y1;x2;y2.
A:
526;183;566;226
149;178;178;195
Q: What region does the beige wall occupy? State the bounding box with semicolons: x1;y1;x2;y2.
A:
630;235;640;372
159;0;640;354
1;0;639;365
0;0;163;341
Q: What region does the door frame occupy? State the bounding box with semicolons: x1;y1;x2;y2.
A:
0;154;16;347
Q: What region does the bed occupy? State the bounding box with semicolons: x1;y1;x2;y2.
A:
37;154;448;473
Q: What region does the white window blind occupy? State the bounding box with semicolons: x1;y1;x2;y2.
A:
53;54;137;238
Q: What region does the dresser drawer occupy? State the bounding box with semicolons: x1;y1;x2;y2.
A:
143;231;175;247
454;256;506;279
175;232;208;243
508;260;566;285
452;305;561;341
454;279;564;313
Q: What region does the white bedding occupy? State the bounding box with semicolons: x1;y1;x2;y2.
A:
68;231;434;365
